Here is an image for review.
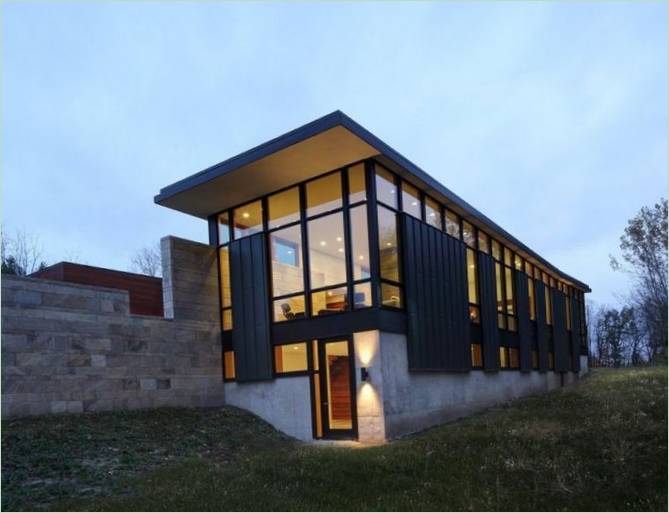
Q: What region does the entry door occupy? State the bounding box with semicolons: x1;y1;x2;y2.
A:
313;338;357;439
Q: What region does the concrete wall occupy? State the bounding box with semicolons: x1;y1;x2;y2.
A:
375;332;583;440
1;237;224;418
224;376;313;441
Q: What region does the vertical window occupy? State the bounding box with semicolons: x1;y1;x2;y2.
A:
514;254;523;271
544;274;553;325
467;248;480;323
528;275;536;320
348;164;366;204
401;181;421;219
270;225;304;297
462;221;476;248
274;343;308;374
495;262;505;329
425;196;442;229
306;172;342;217
471;343;483;368
531;350;539;369
378;206;400;283
218;212;231;245
499;347;509;368
445;210;460;239
219;247;232;331
375;165;397;208
268;187;300;229
508;348;519;369
381;282;402;308
491;239;501;261
224;351;236;380
312;285;348;316
478;230;489;254
349;205;370;280
308;212;347;289
233;200;263;239
353;282;372;309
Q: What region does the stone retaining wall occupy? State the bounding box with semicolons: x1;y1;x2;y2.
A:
1;236;224;418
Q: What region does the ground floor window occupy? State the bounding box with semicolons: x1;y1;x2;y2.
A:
471;343;483;368
498;347;520;370
223;351;235;380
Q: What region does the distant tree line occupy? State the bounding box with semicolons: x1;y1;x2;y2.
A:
589;199;667;367
1;227;48;276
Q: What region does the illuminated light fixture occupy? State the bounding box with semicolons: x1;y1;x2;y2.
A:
242;212;250;218
338;247;344;253
287;250;293;254
411;201;418;206
293;345;299;350
386;242;392;246
360;367;370;382
336;236;342;242
469;264;475;269
320;241;326;246
429;212;436;217
359;255;365;260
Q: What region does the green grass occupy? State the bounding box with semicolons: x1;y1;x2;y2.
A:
3;367;667;511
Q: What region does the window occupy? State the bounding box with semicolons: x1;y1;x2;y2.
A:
312;285;348;316
274;343;308;374
308;212;347;289
381;282;402;308
528;275;536;320
273;295;306;322
531;350;539;369
462;221;476;248
505;266;516;331
348;164;366;204
471;343;483;368
401;181;421;218
354;282;372;309
218;212;231;245
544;274;553;325
425;196;442;229
233;200;263;239
219;247;232;331
493;242;517;331
224;351;235;380
268;187;300;229
467;248;480;323
508;348;519;369
306;172;342;217
270;225;304;296
499;347;509;369
491;239;501;261
349;205;370;280
378;206;400;282
514;254;523;271
478;230;489;254
445;210;460;239
375;165;397;208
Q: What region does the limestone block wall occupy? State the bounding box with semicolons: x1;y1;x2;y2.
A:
1;237;224;418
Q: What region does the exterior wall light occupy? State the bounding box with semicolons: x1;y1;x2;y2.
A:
360;367;370;382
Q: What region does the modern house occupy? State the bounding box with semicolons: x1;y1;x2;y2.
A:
155;111;590;443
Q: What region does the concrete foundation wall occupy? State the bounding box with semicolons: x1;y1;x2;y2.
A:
378;332;582;439
224;376;313;441
1;237;224;418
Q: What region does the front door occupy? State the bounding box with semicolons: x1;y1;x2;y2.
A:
312;338;357;439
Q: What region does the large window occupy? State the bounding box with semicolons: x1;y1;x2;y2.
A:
466;247;480;323
308;212;347;289
425;196;442;230
375;165;397;208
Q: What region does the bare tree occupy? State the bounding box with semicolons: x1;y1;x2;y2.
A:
592;305;638;367
1;226;48;275
130;243;162;277
610;198;668;362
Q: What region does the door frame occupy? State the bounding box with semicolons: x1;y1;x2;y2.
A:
309;335;358;440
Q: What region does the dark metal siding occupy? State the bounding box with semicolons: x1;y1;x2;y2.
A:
477;252;500;371
570;296;581;372
402;214;470;372
515;271;532;372
552;289;569;372
229;233;273;382
534;281;549;372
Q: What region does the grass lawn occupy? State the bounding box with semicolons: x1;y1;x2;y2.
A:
2;367;667;511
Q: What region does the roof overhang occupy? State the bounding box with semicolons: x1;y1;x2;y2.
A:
155;110;591;292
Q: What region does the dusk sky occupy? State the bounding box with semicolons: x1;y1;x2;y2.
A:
3;1;667;308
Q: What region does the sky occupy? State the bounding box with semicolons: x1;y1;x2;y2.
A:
2;1;667;308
